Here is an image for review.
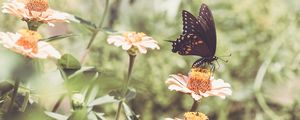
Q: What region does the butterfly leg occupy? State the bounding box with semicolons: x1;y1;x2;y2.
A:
209;62;215;73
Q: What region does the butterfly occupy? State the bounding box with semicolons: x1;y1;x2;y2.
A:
169;3;218;69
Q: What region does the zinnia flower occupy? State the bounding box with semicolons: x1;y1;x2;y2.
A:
166;67;232;101
107;32;160;54
0;29;61;59
165;112;208;120
2;0;77;27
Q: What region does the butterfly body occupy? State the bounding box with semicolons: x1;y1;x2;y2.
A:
170;3;217;68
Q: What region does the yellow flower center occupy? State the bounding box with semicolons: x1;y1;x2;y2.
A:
24;0;49;12
16;29;42;54
187;68;212;94
184;112;208;120
123;32;145;43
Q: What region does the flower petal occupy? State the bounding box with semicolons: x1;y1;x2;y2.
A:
33;41;61;59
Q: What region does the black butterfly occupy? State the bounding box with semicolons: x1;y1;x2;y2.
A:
170;3;218;69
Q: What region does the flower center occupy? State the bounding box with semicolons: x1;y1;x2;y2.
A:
16;29;41;54
123;32;145;43
187;68;212;94
25;0;49;12
184;112;208;120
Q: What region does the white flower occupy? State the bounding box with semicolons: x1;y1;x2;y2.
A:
2;0;77;26
107;32;160;54
166;68;232;101
0;29;61;59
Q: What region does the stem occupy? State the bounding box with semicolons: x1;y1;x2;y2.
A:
189;100;199;112
51;94;66;112
115;101;123;120
253;36;284;120
123;54;136;92
115;54;136;120
8;79;20;112
81;0;109;64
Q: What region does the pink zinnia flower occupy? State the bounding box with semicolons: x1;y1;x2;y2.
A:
0;29;61;59
166;68;232;101
2;0;77;26
107;32;160;54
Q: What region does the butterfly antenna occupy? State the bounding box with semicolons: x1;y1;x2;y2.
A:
218;57;228;63
164;40;174;43
218;53;231;58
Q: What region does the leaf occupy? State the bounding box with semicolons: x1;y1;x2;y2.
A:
88;95;119;107
108;89;123;100
94;112;107;120
45;112;68;120
67;109;88;120
0;81;13;95
58;54;81;76
100;27;119;34
124;87;136;101
41;34;77;42
122;102;139;120
74;16;97;30
65;67;100;91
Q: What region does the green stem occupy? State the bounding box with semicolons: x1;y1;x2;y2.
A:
123;54;136;92
189;100;199;112
81;0;109;63
51;94;66;112
8;79;20;113
115;101;123;120
253;36;284;120
115;54;136;120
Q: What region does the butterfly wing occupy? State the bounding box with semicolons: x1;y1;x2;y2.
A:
197;4;217;56
182;10;205;37
171;34;210;57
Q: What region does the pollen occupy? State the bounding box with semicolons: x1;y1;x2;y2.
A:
184;112;208;120
123;32;145;43
25;0;49;12
16;29;41;53
187;67;212;94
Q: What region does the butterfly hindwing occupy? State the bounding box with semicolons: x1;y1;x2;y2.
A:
171;34;210;56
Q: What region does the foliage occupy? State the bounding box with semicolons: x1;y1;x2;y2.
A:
0;0;299;120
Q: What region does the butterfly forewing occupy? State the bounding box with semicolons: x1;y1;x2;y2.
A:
171;3;217;61
198;4;216;56
182;10;204;37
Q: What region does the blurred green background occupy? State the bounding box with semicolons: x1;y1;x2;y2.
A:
0;0;300;120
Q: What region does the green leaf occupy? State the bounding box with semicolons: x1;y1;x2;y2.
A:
122;102;139;120
99;27;119;34
74;16;97;30
88;95;119;107
41;34;77;42
94;112;107;120
45;111;68;120
58;54;81;76
0;81;13;95
108;89;123;100
68;109;88;120
124;87;136;101
65;67;100;92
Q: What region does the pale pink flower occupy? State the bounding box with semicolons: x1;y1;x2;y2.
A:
107;32;160;54
0;29;61;59
2;0;78;26
166;68;232;101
